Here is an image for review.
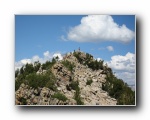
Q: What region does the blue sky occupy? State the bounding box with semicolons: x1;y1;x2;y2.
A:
15;15;85;61
15;15;135;85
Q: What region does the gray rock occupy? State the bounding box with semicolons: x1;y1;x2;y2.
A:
34;89;38;95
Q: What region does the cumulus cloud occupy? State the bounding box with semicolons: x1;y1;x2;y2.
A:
15;61;25;70
64;15;135;43
106;52;135;85
32;55;40;62
107;52;135;72
43;51;51;57
115;72;135;85
20;59;31;64
15;51;63;70
106;46;114;51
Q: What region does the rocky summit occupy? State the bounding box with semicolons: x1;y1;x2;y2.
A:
15;50;135;105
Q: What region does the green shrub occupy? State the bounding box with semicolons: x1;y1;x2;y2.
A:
68;81;79;90
65;79;84;105
46;80;57;91
61;60;75;73
73;52;83;63
15;74;25;91
15;69;19;78
102;71;135;105
68;80;84;105
34;61;41;72
15;79;23;91
25;72;57;91
42;60;56;70
73;51;104;70
19;97;27;105
15;61;57;91
86;79;93;85
24;63;35;75
25;73;48;89
74;87;84;105
52;92;67;102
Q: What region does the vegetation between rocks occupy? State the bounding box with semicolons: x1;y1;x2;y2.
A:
52;92;68;102
15;51;135;105
86;79;93;85
61;60;75;73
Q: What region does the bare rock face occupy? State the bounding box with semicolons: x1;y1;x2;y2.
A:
61;53;117;105
52;63;72;81
15;83;75;105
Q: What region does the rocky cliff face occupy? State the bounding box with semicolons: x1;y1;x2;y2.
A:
15;51;117;105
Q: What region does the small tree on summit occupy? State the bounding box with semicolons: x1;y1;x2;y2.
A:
52;58;56;63
55;56;59;61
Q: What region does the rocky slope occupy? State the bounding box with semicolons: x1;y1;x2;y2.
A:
15;51;119;105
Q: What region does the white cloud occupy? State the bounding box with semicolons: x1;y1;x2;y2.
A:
20;59;31;64
43;51;51;58
15;61;24;70
64;15;135;43
32;55;40;62
107;52;135;72
106;52;135;85
106;46;114;51
115;72;135;85
15;51;63;70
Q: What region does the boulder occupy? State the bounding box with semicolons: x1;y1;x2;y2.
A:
33;97;38;104
34;89;38;95
20;83;25;88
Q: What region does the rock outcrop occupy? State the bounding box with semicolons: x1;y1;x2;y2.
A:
15;51;117;105
52;63;72;81
16;83;76;105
